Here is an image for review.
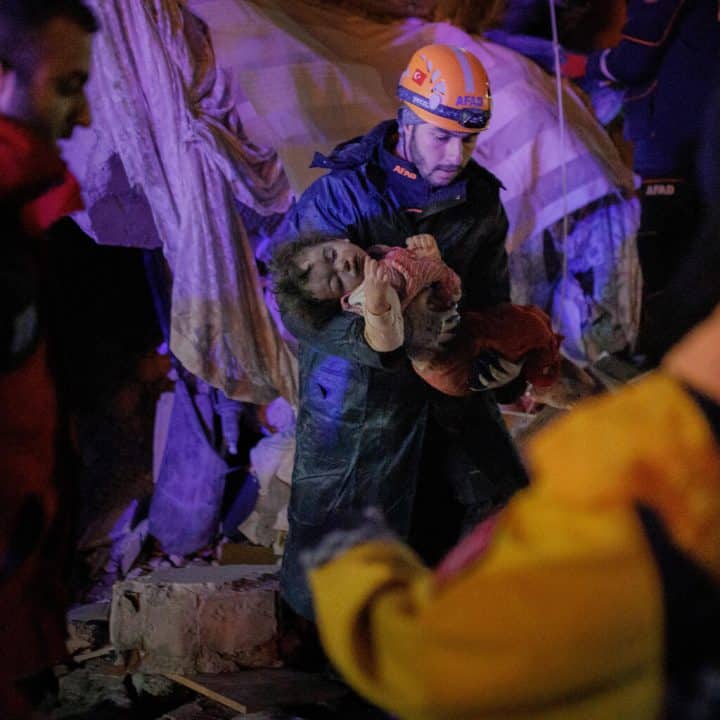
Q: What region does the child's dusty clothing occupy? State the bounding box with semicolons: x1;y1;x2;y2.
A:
422;304;562;396
342;244;562;395
341;243;461;351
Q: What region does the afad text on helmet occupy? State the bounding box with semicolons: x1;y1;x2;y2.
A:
455;95;486;107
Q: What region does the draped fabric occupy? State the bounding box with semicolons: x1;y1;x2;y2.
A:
190;0;642;360
66;0;297;404
64;0;641;390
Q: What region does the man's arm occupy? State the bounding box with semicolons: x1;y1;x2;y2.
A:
281;306;403;369
585;0;685;86
272;176;404;367
308;372;720;718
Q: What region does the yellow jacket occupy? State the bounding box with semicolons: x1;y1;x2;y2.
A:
310;371;720;719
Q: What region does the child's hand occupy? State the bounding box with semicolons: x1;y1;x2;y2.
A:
406;234;441;259
363;257;393;315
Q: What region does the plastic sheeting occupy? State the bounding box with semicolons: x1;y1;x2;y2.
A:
191;0;641;359
64;0;642;396
64;0;298;404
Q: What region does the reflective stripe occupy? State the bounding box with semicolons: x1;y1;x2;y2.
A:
599;48;617;83
452;46;475;94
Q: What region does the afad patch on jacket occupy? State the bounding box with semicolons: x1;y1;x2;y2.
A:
392;164;417;180
391;161;428;211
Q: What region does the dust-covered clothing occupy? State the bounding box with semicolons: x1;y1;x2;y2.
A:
277;120;528;619
343;244;561;395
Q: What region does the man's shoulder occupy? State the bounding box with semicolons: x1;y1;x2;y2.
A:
464;160;504;193
299;128;392;209
298;164;374;209
455;161;505;217
310;120;394;173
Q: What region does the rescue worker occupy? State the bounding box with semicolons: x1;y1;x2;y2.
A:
304;315;720;719
301;73;720;720
582;0;720;357
0;1;96;715
274;44;529;622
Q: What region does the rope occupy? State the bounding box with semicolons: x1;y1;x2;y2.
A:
548;0;570;327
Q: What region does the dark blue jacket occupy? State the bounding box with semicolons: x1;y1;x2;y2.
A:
586;0;720;178
277;121;528;619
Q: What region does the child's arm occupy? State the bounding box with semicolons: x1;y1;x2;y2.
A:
362;257;404;352
406;233;441;260
364;257;393;315
389;241;461;308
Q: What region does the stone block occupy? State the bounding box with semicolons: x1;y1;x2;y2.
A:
67;601;111;653
110;565;280;674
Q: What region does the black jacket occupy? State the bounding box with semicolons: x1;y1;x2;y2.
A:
277;121;528;619
586;0;720;178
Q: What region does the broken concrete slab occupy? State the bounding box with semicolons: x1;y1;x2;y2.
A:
55;656;133;718
110;565;280;675
67;601;111;654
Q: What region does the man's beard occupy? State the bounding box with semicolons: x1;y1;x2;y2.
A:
409;130;462;187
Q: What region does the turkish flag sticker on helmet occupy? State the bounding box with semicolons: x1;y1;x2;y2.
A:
412;69;426;86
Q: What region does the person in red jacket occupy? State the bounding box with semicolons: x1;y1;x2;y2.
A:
0;1;97;716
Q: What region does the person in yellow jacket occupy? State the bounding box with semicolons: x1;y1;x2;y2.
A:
305;303;720;720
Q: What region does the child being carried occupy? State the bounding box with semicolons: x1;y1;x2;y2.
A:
271;233;563;397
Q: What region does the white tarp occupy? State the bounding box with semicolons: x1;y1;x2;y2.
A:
190;0;641;359
65;0;641;390
64;0;298;404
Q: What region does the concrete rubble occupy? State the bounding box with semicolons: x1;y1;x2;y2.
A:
110;565;281;674
67;601;111;654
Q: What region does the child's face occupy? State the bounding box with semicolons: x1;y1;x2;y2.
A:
297;239;367;300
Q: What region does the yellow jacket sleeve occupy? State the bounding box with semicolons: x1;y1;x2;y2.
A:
309;372;720;720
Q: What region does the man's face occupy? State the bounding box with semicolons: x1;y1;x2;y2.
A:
406;122;478;187
0;16;92;141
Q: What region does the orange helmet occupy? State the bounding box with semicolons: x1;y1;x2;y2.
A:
397;44;492;133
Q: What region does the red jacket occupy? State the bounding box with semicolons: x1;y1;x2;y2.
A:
0;117;82;717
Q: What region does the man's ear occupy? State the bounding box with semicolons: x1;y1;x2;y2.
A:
0;62;18;114
395;122;412;162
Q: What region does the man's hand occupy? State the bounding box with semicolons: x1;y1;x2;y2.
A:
404;286;460;351
406;233;441;259
363;257;393;315
470;350;525;391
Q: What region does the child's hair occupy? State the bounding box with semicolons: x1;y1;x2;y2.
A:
269;233;344;328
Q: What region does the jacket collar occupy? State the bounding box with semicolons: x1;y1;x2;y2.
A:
310;120;395;172
378;139;470;215
310;120;505;224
